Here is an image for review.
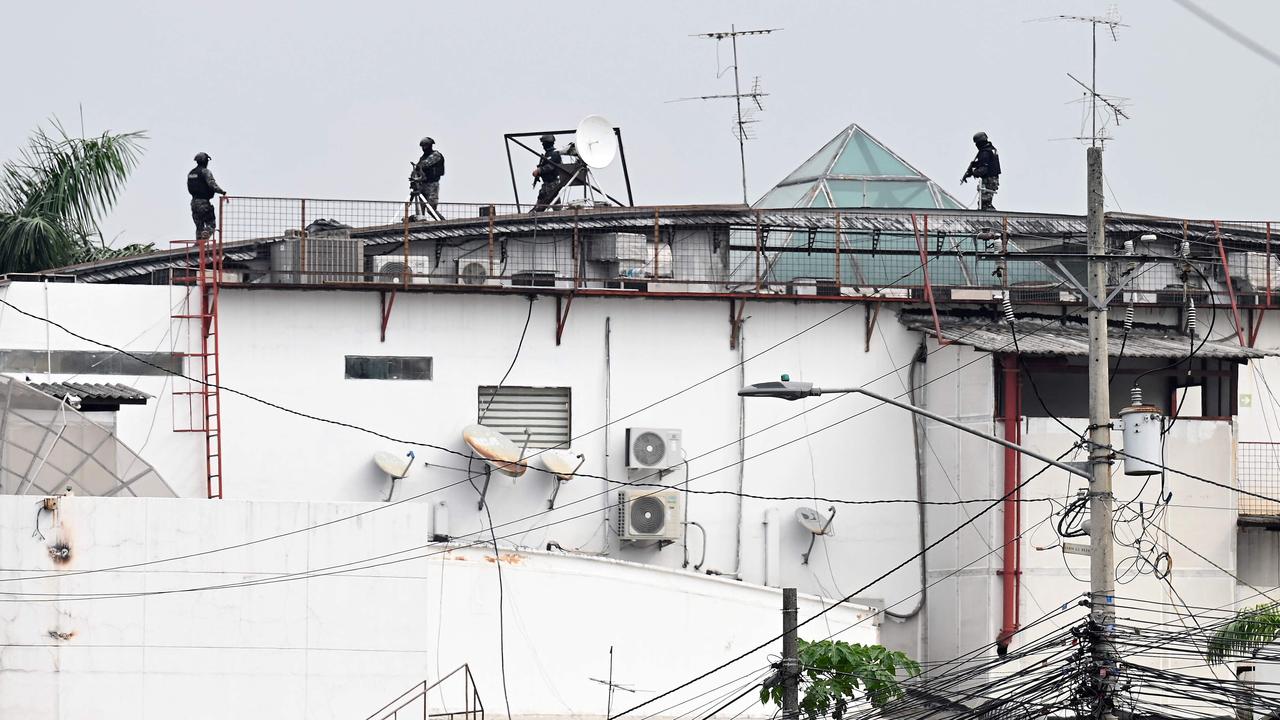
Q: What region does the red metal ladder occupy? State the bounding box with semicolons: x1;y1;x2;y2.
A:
170;226;225;499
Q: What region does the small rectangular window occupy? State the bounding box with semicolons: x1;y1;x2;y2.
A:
344;355;433;380
477;386;571;449
0;349;182;376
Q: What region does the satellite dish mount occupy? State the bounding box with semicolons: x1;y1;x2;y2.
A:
797;505;837;565
503;118;635;212
463;424;532;510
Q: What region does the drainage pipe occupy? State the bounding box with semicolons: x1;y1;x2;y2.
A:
997;353;1022;652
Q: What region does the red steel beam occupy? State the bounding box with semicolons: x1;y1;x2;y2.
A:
1214;220;1247;346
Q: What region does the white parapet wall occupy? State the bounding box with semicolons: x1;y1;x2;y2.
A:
0;494;879;720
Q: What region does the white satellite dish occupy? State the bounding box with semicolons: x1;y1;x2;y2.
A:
541;449;586;480
574;115;617;169
796;506;837;565
374;450;414;479
373;450;415;502
541;448;586;509
463;424;528;478
795;506;836;537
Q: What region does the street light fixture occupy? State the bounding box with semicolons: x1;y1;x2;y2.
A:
738;376;1089;479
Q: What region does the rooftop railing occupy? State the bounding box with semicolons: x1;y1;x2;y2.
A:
199;195;1280;313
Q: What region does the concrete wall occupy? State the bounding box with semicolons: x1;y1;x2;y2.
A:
0;494;877;720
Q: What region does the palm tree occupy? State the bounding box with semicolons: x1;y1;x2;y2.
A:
1208;603;1280;662
0;120;148;274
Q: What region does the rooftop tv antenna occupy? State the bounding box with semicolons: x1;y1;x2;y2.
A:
1032;7;1130;146
589;646;636;720
676;25;781;204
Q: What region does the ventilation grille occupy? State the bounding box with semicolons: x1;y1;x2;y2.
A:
477;386;571;449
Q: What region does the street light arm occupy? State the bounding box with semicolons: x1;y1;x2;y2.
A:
847;386;1089;479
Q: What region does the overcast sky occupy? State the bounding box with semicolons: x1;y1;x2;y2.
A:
3;0;1277;246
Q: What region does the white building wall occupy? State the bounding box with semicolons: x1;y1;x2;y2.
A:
0;281;204;493
919;340;999;665
0;494;877;720
0;282;923;637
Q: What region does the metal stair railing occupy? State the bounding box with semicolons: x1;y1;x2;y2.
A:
366;664;484;720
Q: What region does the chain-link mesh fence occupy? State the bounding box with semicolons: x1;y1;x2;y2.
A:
1238;441;1280;516
211;197;1280;307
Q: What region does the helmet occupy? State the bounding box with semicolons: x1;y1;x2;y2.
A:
972;132;989;144
419;136;434;147
194;152;211;163
539;134;556;144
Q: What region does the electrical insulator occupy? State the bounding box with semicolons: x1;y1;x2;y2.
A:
1130;385;1143;406
1001;296;1016;324
1124;239;1135;255
1180;240;1191;258
1123;305;1135;331
1186;300;1197;335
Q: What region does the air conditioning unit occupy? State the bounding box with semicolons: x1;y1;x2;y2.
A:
588;233;649;262
373;254;430;284
616;488;683;542
455;260;497;286
1225;252;1280;292
625;427;683;470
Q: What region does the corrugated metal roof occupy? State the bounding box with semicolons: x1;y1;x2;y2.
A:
901;314;1270;359
27;381;151;405
36;205;1279;283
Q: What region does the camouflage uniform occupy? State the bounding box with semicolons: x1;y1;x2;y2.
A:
963;138;1001;211
187;163;226;239
532;145;565;213
410;149;445;214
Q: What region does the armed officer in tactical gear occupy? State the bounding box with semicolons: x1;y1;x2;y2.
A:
187;152;227;239
531;134;564;213
961;132;1001;211
409;137;445;217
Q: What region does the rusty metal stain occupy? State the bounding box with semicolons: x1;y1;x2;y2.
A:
47;630;74;641
48;542;71;564
482;553;524;565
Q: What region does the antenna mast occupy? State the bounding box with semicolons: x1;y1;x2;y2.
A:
1048;10;1130;146
682;25;781;204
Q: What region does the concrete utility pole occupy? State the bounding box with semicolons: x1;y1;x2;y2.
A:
782;587;799;720
1085;146;1117;719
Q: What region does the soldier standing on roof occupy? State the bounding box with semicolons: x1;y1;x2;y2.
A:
187;152;227;240
531;134;564;213
409;137;445;217
961;131;1001;211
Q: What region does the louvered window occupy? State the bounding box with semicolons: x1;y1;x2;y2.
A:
477;386;571;449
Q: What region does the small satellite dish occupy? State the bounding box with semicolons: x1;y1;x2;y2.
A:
796;507;836;537
374;450;414;479
574;115;617;169
463;424;527;478
796;505;837;565
541;449;586;480
373;449;415;502
541;448;586;509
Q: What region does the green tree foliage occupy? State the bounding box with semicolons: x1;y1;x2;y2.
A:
0;120;149;274
1208;603;1280;663
761;639;921;719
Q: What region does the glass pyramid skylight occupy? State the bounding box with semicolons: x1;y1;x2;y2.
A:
754;124;966;210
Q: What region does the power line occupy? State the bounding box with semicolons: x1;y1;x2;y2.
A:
1170;0;1280;70
609;446;1080;719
